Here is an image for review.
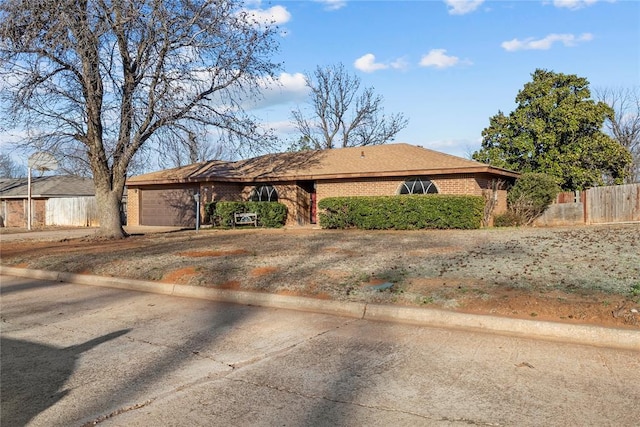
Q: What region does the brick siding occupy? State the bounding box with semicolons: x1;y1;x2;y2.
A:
127;188;140;226
1;199;46;228
316;175;483;201
127;173;511;227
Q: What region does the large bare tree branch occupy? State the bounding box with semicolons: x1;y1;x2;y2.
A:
1;0;281;237
595;86;640;183
291;63;408;150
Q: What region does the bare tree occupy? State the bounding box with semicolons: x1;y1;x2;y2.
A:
596;87;640;183
291;63;408;150
157;127;232;168
0;152;22;177
0;0;280;238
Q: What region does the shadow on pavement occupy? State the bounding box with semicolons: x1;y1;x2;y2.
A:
0;329;131;427
0;279;65;296
0;274;395;425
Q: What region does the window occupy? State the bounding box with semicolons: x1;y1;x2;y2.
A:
250;184;278;202
398;178;438;195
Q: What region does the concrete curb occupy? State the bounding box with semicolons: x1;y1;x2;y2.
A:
2;265;639;351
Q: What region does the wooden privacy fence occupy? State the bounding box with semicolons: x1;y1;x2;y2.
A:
585;183;640;224
46;196;99;227
537;183;640;226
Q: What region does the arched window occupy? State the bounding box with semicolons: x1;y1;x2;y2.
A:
250;184;278;202
398;178;438;195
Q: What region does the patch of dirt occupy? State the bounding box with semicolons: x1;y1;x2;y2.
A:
161;267;198;284
216;280;242;290
178;249;249;257
2;224;639;329
250;266;280;277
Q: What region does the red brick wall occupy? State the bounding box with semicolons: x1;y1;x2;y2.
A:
200;182;244;204
473;174;511;214
316;175;485;201
127;173;514;228
316;174;512;223
198;182;301;226
1;199;46;228
127;188;140;226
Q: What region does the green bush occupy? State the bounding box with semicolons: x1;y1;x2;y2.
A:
318;195;484;230
213;201;287;228
246;201;287;228
493;211;523;227
507;173;560;225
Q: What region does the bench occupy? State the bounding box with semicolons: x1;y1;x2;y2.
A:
233;212;257;228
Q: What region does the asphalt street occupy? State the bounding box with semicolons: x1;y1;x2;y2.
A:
1;275;639;426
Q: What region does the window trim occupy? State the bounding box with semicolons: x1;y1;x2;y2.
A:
250;184;278;202
397;177;438;195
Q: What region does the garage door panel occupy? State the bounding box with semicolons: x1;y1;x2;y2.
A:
140;186;197;226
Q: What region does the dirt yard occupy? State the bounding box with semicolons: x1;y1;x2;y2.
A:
1;224;639;329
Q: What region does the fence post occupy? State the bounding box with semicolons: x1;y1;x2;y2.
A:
584;188;590;225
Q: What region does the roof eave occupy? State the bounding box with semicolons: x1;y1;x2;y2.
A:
261;166;520;182
126;166;519;186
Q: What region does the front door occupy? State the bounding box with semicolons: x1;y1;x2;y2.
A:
298;180;317;225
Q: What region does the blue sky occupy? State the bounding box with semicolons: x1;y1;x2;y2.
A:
248;0;640;158
1;0;638;169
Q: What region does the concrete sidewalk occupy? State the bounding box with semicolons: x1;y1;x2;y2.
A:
2;265;638;351
0;225;185;242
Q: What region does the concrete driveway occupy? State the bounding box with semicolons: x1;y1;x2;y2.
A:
1;275;639;426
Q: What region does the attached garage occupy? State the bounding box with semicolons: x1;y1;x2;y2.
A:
139;185;197;226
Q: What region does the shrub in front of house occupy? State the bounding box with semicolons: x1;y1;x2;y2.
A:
505;172;560;226
318;195;484;230
210;201;287;228
247;202;287;228
493;211;522;227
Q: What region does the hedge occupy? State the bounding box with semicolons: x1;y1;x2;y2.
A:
206;201;287;228
318;195;484;230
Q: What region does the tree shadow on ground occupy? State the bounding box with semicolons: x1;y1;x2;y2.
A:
0;330;130;427
0;279;65;296
0;273;406;425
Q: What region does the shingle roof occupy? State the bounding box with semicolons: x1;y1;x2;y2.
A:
0;175;95;198
127;143;519;185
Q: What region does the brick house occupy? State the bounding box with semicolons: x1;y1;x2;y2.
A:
0;175;97;228
126;143;519;227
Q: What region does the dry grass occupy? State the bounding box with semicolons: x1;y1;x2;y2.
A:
2;224;639;328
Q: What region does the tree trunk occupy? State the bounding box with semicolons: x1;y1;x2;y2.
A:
94;186;126;239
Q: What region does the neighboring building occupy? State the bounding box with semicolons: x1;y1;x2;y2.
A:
126;143;520;227
0;175;97;227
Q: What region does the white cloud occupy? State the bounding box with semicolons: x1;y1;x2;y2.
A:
262;120;298;135
444;0;485;15
419;49;460;69
420;139;478;159
244;5;291;26
551;0;599;10
390;57;410;71
354;54;410;73
354;54;388;73
276;72;309;94
249;72;309;110
501;33;594;51
315;0;347;11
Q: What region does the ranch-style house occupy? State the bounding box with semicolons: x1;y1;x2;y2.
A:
125;143;519;227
